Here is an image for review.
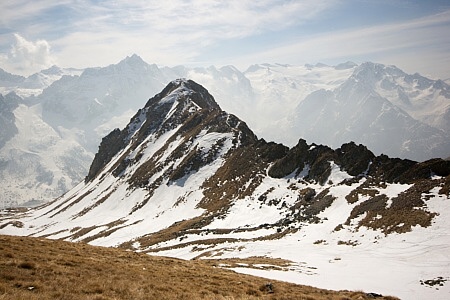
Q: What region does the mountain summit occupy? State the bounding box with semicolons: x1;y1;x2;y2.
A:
86;78;228;183
2;79;450;299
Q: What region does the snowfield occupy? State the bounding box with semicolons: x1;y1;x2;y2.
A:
151;177;450;300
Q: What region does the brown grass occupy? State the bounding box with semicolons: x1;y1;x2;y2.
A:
0;235;398;300
340;178;442;234
203;256;296;271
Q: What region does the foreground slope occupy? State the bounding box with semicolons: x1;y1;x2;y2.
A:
1;79;450;299
0;235;398;300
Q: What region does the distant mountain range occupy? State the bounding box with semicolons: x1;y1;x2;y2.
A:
287;62;450;159
1;79;449;299
0;55;449;206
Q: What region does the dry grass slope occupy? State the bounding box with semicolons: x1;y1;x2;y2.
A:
0;235;399;300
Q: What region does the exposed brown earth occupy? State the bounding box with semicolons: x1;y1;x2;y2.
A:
0;235;399;300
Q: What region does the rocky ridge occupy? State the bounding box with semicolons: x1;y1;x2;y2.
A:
2;79;449;241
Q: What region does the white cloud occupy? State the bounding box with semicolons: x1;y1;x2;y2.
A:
1;34;55;75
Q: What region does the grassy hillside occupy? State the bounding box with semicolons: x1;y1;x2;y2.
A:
0;235;398;300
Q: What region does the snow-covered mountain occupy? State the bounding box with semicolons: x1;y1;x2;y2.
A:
0;69;25;88
0;65;83;98
0;98;92;208
37;54;171;152
0;93;19;149
1;79;449;299
286;64;450;161
356;62;450;133
1;56;449;208
242;62;356;139
0;55;259;206
0;55;172;206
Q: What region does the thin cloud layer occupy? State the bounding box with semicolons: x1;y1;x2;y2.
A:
227;9;450;78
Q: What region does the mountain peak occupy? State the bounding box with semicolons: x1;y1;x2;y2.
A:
355;62;404;76
148;78;220;111
0;68;25;82
40;65;62;75
120;54;147;66
334;61;358;70
86;79;222;182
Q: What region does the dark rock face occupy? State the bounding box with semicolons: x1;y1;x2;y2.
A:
268;138;450;185
268;139;373;184
397;158;450;182
268;139;310;179
367;155;416;183
85;128;127;182
200;138;288;212
86;79;224;183
335;142;375;176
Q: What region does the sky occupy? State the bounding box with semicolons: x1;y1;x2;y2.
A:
1;0;450;79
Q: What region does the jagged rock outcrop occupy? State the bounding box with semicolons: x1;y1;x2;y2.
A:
86;128;127;182
267;138;433;185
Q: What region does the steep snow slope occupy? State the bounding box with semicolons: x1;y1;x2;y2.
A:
0;102;92;207
2;80;450;299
